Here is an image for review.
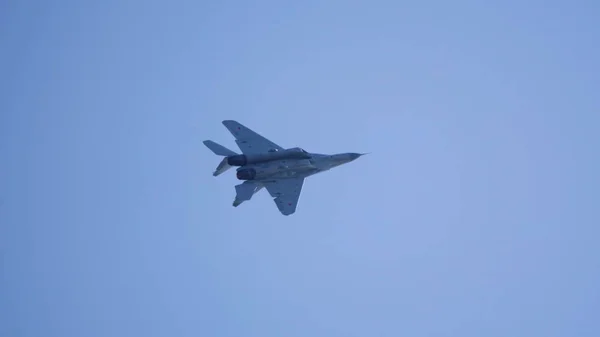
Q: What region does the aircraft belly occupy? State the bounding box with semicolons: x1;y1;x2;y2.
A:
255;169;309;180
251;159;316;180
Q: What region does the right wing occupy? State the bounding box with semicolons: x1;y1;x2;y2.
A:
263;177;305;216
222;120;284;155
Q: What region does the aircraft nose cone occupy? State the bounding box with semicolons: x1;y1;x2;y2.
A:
348;153;364;161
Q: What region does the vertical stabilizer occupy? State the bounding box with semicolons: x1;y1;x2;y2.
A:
213;158;231;176
203;140;238;176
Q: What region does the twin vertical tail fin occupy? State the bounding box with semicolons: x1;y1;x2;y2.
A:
203;140;237;176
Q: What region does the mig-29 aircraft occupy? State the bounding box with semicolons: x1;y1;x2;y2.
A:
203;120;367;216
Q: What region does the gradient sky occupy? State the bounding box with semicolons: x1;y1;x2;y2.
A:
2;1;599;336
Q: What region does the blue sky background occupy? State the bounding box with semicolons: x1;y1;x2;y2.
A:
1;1;599;336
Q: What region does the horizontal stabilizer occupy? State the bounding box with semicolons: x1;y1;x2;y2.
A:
203;140;237;156
233;182;264;207
213;158;231;176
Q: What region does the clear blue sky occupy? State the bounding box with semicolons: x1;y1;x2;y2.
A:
2;1;599;336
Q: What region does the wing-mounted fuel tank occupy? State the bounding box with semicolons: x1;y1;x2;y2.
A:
226;147;311;167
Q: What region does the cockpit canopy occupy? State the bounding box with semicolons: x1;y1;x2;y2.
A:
288;147;308;154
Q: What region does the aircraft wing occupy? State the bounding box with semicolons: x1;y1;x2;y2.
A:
263;177;305;216
222;120;284;155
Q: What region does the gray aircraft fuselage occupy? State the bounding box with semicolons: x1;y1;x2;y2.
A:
229;149;363;181
203;120;366;215
236;152;361;181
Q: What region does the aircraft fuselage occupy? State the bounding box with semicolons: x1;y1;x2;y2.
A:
203;120;366;215
234;152;364;181
226;147;311;167
236;158;317;181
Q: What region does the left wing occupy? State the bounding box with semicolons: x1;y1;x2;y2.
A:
263;178;305;216
222;120;284;155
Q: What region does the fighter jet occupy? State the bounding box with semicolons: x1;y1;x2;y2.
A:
203;120;366;216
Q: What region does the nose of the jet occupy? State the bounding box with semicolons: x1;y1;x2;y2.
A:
349;153;362;160
332;152;367;164
347;153;368;161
